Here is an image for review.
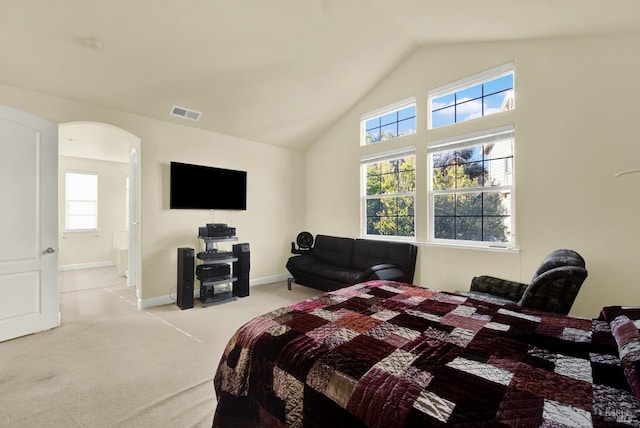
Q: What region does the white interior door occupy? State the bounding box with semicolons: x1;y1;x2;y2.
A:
0;105;59;342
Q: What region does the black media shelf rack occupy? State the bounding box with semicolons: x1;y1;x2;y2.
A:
197;235;238;307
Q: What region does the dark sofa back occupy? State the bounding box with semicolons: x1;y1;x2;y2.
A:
313;235;354;268
353;239;418;283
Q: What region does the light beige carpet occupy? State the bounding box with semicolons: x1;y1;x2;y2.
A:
1;268;322;428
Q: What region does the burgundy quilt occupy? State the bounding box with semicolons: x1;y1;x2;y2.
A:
213;280;640;427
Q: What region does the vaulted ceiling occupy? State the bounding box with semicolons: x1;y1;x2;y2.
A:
2;0;640;150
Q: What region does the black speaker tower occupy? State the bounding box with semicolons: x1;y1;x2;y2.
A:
232;243;250;297
177;247;195;309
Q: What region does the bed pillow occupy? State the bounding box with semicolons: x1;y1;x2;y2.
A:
608;311;640;404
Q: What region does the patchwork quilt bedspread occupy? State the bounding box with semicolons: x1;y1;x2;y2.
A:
212;280;640;427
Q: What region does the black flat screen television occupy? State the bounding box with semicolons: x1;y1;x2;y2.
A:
170;161;247;210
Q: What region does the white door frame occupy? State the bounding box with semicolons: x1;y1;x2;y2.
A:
128;147;139;293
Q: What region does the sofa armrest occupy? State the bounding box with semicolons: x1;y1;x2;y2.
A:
358;264;405;282
469;275;528;302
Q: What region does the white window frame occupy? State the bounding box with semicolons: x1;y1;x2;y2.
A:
361;147;416;240
428;125;515;249
65;171;98;232
360;97;417;146
428;62;514;130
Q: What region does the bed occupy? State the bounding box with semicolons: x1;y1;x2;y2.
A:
212;280;640;427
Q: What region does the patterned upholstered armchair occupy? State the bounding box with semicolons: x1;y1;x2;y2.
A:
464;249;588;315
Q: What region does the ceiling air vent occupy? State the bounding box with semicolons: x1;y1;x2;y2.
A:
170;105;202;121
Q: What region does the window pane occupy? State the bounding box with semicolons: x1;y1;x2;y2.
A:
434;194;455;216
432;107;455;128
397;195;414;213
398;105;415;121
399;170;416;192
379;196;397;216
432;167;452;191
484;74;513;95
428;128;515;246
363;154;415;238
397;118;416;137
365;117;380;131
456;217;482;241
65;172;97;231
487;159;512;186
484;91;511;115
456;193;482;216
482;191;510;216
380;124;397;141
362;101;416;145
365;129;381;144
397;216;415;237
380;111;397;126
459;162;484;188
366;174;381;195
429;68;514;129
432;151;456;168
487;140;513;158
67;216;97;230
482;216;509;242
434;217;455;239
485;140;513;186
367;199;381;217
456;85;482;102
367;217;381;235
432;94;455;111
378;172;398;194
66;173;97;200
68;201;96;215
456;98;483;123
462;146;483;163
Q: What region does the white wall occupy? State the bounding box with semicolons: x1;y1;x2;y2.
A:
0;85;305;305
58;156;128;268
139;120;305;303
304;33;640;318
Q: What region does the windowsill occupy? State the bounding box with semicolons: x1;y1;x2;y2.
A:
62;230;100;238
361;235;416;243
420;241;519;253
360;236;518;253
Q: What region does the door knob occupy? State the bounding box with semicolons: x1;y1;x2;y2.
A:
45;247;56;254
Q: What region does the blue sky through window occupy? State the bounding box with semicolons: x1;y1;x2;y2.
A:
431;73;513;129
364;104;416;144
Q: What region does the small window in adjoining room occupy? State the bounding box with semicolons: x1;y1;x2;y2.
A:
65;171;98;232
428;126;515;248
362;148;416;238
429;63;514;129
361;98;416;145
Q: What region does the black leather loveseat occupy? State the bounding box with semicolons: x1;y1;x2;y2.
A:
286;234;418;292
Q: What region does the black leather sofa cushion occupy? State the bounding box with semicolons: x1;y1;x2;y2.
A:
312;235;354;268
352;239;415;277
288;255;363;284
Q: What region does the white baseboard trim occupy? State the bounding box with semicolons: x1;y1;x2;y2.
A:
59;261;113;271
138;294;175;310
250;273;291;286
137;273;292;309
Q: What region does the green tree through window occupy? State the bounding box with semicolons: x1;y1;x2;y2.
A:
430;129;514;245
365;155;416;237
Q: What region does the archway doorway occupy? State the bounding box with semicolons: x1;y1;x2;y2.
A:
58;122;141;297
